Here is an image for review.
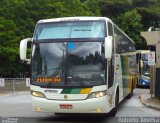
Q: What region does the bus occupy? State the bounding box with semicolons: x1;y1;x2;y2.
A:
136;50;150;86
20;17;137;115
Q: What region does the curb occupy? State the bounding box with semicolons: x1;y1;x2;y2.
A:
139;95;160;110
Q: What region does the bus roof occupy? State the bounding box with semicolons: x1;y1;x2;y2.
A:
36;16;134;44
37;17;112;23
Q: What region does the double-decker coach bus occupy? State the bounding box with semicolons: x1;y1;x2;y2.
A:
20;17;137;115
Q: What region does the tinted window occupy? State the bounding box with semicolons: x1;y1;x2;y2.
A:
34;21;105;40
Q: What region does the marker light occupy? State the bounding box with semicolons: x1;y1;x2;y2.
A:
96;107;102;112
88;91;106;99
31;90;46;98
35;107;42;112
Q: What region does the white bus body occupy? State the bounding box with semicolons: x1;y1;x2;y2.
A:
20;17;137;115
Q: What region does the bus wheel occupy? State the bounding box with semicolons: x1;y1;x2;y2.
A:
109;91;119;116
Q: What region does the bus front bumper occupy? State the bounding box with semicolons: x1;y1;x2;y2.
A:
32;96;111;113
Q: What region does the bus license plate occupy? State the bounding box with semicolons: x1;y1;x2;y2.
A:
60;104;72;109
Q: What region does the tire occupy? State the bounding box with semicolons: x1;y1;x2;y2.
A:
109;91;119;116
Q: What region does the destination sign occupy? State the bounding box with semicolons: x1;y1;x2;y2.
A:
35;77;62;83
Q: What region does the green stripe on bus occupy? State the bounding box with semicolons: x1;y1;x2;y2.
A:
121;55;128;97
70;89;81;94
61;88;81;94
121;56;126;75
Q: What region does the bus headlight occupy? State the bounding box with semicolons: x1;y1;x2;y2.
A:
31;90;46;98
88;91;106;99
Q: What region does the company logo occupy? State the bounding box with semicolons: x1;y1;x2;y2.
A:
44;90;58;93
64;95;68;99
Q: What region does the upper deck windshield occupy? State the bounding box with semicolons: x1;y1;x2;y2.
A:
33;21;105;41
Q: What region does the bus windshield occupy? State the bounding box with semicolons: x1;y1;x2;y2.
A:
141;54;150;77
31;41;105;87
33;21;105;40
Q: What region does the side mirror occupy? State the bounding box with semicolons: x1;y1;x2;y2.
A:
20;38;32;64
105;36;113;59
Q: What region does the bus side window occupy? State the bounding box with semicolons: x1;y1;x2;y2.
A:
108;60;114;88
136;54;139;64
108;22;113;36
114;27;122;54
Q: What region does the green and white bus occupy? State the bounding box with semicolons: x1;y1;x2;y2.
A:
20;17;137;115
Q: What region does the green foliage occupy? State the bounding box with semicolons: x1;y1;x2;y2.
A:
0;17;27;77
0;0;160;77
99;0;132;18
0;0;100;77
114;10;142;43
99;0;160;49
133;0;160;29
0;17;16;43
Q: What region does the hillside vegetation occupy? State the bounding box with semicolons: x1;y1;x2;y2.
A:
0;0;159;77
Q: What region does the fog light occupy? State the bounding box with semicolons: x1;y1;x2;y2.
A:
35;107;42;112
96;107;102;112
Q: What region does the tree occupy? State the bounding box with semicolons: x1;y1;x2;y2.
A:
0;0;100;77
0;17;28;77
99;0;132;18
113;9;145;49
133;0;160;29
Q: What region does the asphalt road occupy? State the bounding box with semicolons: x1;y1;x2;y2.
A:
0;88;160;123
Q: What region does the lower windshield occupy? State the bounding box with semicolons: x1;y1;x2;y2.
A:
31;41;105;87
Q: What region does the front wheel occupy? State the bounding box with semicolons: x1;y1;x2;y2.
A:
109;92;119;116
